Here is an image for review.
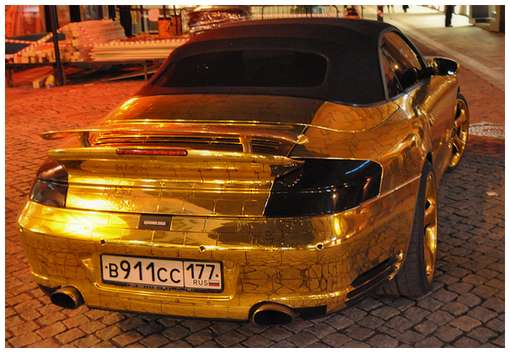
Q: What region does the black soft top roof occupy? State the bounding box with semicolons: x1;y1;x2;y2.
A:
187;18;395;45
140;18;400;105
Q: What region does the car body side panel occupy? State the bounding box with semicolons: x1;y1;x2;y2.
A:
295;100;428;194
398;75;459;181
297;75;457;188
307;100;399;131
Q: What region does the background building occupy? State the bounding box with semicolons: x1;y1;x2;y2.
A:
427;5;504;32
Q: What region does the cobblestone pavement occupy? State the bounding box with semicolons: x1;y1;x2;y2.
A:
6;75;504;347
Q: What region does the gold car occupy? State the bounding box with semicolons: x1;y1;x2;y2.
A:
18;19;469;325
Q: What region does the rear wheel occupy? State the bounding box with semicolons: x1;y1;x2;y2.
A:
448;94;469;170
381;161;438;298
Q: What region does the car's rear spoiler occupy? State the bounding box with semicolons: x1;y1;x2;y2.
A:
47;146;304;182
41;122;309;153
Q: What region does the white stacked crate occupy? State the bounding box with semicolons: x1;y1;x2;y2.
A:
61;20;126;61
90;37;189;62
9;20;126;64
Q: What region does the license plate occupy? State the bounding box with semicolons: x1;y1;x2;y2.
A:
101;254;223;292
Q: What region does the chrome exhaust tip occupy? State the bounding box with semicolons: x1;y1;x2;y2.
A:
251;303;296;325
50;286;83;309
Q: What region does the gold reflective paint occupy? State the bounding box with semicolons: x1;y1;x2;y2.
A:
18;72;467;320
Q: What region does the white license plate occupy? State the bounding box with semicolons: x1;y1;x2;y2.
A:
101;254;223;292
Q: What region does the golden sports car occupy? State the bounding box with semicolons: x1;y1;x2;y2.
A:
18;19;469;325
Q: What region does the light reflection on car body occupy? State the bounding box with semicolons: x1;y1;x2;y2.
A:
18;18;469;323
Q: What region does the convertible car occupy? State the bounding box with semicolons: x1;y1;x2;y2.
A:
18;18;469;325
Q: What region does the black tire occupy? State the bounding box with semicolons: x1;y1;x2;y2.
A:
380;161;436;298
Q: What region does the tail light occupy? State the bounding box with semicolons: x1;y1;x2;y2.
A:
264;159;382;217
30;159;68;208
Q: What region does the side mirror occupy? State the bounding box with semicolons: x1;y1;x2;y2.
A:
426;56;459;76
400;68;419;88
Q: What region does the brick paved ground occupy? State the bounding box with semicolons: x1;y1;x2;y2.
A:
6;78;504;347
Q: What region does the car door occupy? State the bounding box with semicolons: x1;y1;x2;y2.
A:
379;31;457;179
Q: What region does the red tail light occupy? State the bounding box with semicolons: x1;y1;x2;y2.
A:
30;159;68;208
264;159;382;217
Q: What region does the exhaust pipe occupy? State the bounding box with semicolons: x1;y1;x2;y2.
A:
50;286;83;309
251;303;296;325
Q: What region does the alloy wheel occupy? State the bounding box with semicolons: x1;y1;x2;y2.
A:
448;98;469;168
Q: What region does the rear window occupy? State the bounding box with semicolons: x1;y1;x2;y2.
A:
154;50;327;88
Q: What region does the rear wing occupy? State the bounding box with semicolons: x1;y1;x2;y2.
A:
41;122;309;154
48;146;304;182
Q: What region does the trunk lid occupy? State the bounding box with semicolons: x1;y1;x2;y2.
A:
45;122;305;217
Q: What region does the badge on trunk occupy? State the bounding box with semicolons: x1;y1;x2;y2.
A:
138;214;172;231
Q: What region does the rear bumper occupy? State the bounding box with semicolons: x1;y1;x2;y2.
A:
17;177;418;320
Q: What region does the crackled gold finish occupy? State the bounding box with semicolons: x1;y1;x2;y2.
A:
423;171;438;283
18;69;464;320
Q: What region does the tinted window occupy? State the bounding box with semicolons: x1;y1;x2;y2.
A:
155;50;327;88
380;48;404;98
381;32;424;95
